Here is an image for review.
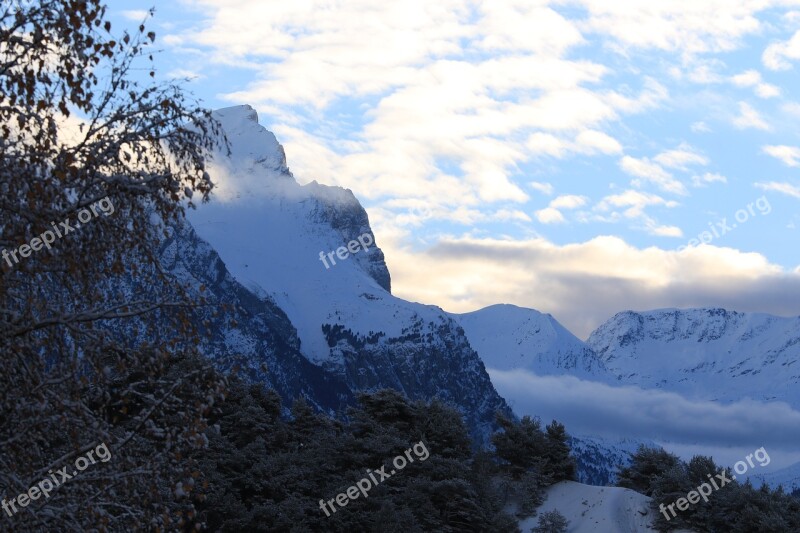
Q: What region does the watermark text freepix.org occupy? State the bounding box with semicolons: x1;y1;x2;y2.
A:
677;195;770;252
1;196;115;269
318;232;374;270
659;446;770;522
319;440;429;516
2;442;112;518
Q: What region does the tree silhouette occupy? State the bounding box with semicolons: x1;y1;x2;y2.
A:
0;1;226;529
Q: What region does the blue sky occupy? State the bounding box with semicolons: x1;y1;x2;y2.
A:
110;1;800;335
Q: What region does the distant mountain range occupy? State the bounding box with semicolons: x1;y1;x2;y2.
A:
589;308;800;406
453;304;800;408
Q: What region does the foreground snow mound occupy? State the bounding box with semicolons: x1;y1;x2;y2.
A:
521;481;659;533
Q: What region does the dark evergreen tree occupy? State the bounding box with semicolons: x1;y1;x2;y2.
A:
492;415;548;479
533;509;569;533
650;463;692;530
621;450;800;533
195;386;527;532
544;421;576;482
617;446;681;497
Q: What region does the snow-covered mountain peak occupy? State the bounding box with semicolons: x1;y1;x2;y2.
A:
188;106;398;357
205;105;294;202
216;103;258;125
147;105;514;442
451;303;611;380
214;104;288;172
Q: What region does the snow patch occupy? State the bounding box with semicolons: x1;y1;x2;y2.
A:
521;481;670;533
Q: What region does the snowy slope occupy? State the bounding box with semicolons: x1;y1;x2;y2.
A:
158;220;355;412
451;304;611;380
751;461;800;493
587;308;800;406
181;105;511;439
520;481;665;533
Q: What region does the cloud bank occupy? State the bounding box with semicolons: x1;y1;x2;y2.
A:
383;234;800;338
489;369;800;454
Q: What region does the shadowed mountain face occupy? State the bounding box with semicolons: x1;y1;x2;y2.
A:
158;219;357;413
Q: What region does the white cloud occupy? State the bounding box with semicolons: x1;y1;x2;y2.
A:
577;0;783;55
267;53;649;208
172;0;678;223
527;130;623;158
782;102;800;117
649;223;683;237
755;83;781;98
762;145;800;167
691;121;711;133
167;68;204;81
475;2;584;55
732;101;770;130
756;181;800;198
383;234;800;339
575;130;623;154
763;29;800;70
527;132;569;158
592;190;681;237
535;194;589;224
731;69;762;86
447;206;491;225
490;370;800;449
535;207;566;224
121;10;150;21
730;69;781;98
550;195;589;210
692;172;728;187
604;77;669;113
596;190;677;216
530;181;555;195
653;145;708;169
492;209;533;223
686;60;725;84
619;155;687;195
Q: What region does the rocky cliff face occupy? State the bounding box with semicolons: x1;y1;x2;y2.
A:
304;181;391;293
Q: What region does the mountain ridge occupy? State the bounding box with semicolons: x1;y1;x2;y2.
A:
587;306;800;405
